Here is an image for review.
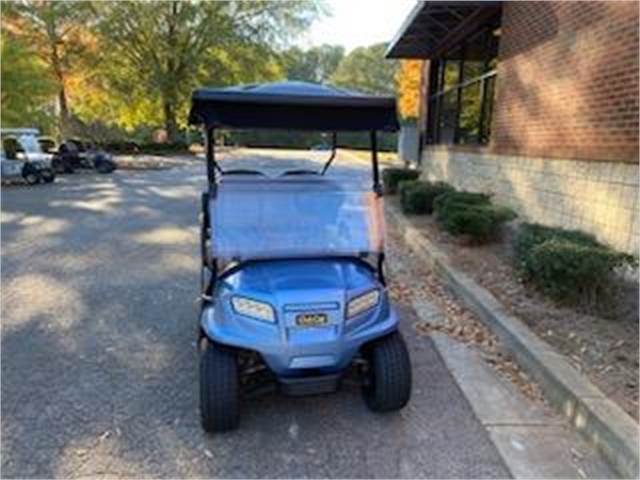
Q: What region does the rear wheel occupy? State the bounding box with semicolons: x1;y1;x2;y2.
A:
95;159;116;174
362;332;412;412
52;158;74;174
200;339;240;432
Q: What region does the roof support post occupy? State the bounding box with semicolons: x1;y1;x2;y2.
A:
205;127;215;185
320;132;338;175
206;127;226;183
371;131;381;194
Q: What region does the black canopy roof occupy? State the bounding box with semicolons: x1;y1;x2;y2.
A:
188;81;399;132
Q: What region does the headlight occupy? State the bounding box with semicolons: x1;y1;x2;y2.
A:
231;296;276;323
346;289;380;319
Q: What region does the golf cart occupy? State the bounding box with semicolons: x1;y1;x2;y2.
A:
1;128;55;185
42;138;116;174
189;81;411;432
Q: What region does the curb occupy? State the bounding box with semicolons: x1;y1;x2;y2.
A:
386;202;639;479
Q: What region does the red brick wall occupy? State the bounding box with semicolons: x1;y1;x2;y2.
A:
492;1;639;162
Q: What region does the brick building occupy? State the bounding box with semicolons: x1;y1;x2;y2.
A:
387;1;639;253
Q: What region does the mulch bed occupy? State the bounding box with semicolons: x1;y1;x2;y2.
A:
388;197;639;420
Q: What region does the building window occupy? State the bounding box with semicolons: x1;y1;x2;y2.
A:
426;22;500;146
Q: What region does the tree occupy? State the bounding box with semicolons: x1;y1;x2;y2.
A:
281;44;345;83
397;60;423;123
1;1;94;136
0;33;56;128
330;43;398;95
92;1;325;141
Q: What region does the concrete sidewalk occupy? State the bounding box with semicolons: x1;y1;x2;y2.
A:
386;201;638;478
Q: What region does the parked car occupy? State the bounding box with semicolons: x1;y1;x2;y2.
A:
47;138;116;174
1;129;55;184
189;81;411;432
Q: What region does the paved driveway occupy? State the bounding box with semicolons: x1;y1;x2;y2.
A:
1;151;510;478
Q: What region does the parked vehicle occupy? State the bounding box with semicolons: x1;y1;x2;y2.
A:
189;81;411;432
44;138;116;174
1;129;55;185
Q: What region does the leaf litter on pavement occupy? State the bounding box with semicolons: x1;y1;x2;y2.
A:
386;227;544;402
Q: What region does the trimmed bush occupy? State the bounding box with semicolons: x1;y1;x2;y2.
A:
399;180;455;214
525;239;636;305
433;190;515;242
382;168;420;194
138;141;189;155
437;204;517;241
433;190;491;213
513;223;600;270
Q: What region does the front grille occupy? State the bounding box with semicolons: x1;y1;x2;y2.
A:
283;301;340;312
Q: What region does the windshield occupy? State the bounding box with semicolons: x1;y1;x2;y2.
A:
17;134;43;154
210;177;384;260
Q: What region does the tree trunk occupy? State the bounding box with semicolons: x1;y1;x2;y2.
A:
46;4;69;139
58;86;69;138
162;1;180;143
163;99;178;143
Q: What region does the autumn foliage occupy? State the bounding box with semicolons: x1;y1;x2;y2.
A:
396;60;423;123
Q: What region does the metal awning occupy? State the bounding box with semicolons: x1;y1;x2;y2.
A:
386;1;502;59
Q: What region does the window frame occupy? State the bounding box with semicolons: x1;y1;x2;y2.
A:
425;23;500;146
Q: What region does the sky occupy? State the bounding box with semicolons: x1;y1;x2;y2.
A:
300;0;417;52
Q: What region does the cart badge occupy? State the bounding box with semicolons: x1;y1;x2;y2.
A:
296;313;328;326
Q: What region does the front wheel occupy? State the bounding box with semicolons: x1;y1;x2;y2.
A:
362;332;412;412
39;168;55;183
22;164;40;185
200;339;240;432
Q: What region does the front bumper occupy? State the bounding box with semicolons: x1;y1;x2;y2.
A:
200;301;399;376
278;372;342;396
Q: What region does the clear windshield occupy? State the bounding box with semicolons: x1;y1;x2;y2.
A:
17;134;43;154
210;177;384;260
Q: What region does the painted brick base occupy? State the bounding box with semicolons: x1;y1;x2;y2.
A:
421;147;639;254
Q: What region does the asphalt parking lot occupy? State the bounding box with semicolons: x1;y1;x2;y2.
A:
2;151;514;478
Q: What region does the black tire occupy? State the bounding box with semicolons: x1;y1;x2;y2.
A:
53;158;73;174
362;331;412;412
95;160;116;174
200;339;240;432
52;158;64;174
22;164;40;185
39;168;55;183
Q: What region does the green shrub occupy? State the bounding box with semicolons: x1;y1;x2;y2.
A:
382;168;420;194
437;204;517;241
433;190;491;213
525;239;636;305
513;223;600;266
138;141;189;155
432;190;515;242
399;180;455;214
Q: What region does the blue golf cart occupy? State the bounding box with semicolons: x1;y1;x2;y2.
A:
188;81;412;432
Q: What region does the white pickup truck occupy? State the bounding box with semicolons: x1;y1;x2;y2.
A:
1;128;55;184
